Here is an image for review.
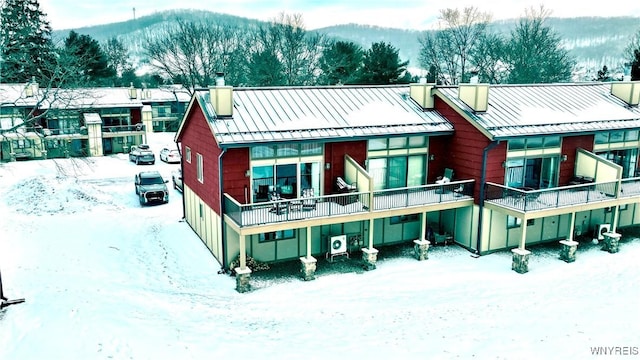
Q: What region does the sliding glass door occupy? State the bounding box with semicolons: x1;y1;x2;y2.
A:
252;162;321;202
368;155;426;190
506;157;558;189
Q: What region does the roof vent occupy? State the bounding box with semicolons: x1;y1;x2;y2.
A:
409;83;435;109
611;81;640;106
458;83;489;112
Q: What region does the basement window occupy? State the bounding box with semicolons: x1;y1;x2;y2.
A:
507;215;521;229
259;229;295;242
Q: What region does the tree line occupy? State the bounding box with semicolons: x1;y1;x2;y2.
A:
3;0;640;93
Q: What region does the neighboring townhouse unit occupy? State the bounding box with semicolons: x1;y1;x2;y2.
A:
433;81;640;269
0;81;190;161
176;79;640;291
138;86;191;133
175;82;476;291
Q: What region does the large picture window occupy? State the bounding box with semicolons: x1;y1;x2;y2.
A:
505;157;558;189
367;136;428;191
594;130;640;178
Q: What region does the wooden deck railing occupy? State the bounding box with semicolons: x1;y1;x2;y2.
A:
224;179;475;227
484;180;622;212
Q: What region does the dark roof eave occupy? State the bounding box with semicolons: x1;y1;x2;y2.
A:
217;129;455;149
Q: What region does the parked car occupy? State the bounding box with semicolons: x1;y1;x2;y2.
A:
129;144;155;165
134;171;169;205
159;147;181;164
172;169;183;192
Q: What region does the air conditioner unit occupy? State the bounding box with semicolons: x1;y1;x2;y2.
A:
330;235;347;255
596;224;611;240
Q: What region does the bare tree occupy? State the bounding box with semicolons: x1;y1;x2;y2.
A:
505;6;574;83
419;7;492;84
472;32;510;84
143;19;249;92
253;12;326;86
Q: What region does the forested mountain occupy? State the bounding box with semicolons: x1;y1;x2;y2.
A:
52;9;640;79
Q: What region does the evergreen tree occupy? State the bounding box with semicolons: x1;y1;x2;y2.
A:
318;40;363;85
62;31;116;86
247;50;285;86
0;0;56;83
630;50;640;81
594;65;612;82
358;42;408;85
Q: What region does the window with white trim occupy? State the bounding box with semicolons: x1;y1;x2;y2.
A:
185;147;192;163
197;153;203;183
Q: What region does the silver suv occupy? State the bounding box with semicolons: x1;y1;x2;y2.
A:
129;144;155;165
134;171;169;205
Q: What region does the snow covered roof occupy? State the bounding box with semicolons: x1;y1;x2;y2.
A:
0;84;41;107
192;85;453;146
436;82;640;139
137;86;192;103
1;84;191;112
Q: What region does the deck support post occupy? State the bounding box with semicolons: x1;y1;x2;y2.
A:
300;256;317;281
361;247;379;270
234;267;252;293
413;239;430;261
602;232;621;253
511;248;531;274
559;240;579;263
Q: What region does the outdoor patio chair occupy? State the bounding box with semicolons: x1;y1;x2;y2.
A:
301;188;317;211
268;192;288;215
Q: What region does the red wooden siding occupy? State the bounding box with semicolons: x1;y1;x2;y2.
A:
560;134;594;185
324;140;367;194
130;108;141;125
179;103;222;214
435;97;506;202
221;148;250;204
427;136;448;182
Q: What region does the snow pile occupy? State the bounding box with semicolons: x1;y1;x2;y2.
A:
1;132;639;359
3;175;122;215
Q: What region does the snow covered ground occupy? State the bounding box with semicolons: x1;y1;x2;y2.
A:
1;133;639;359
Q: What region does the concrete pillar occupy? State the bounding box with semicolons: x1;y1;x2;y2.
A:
511;248;531;274
234;267;252;293
413;239;430;261
602;232;622;253
300;256;317;281
559;240;579;263
362;247;379;271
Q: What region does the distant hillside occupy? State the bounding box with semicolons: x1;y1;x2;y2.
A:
53;10;640;79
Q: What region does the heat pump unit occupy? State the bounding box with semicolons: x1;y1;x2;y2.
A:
596;224;611;240
330;235;347;255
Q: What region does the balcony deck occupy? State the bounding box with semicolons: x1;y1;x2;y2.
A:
485;178;640;213
225;180;474;228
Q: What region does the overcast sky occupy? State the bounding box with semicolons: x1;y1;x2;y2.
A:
39;0;640;31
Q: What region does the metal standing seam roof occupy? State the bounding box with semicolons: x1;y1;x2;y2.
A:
196;85;453;146
1;84;146;110
436;82;640;139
